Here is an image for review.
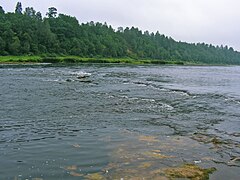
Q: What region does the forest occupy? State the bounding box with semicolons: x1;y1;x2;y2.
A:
0;2;240;64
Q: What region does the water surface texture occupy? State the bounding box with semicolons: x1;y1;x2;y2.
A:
0;64;239;179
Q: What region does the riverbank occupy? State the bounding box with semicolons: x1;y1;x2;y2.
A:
0;56;185;65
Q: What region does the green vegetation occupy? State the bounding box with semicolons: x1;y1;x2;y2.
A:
0;2;240;64
163;164;216;180
0;55;184;65
0;56;41;63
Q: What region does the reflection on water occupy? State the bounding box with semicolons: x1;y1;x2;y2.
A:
0;64;239;179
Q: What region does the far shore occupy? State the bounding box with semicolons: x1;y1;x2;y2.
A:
0;55;234;66
0;56;186;65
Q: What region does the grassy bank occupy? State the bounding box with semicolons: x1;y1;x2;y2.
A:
0;56;184;65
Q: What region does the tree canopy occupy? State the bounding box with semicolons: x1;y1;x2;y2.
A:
0;2;240;64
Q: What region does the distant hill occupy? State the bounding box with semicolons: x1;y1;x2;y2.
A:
0;3;240;64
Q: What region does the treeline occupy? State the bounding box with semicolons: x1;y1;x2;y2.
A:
0;2;240;64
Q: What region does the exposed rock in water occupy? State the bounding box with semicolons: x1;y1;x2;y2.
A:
66;79;72;82
78;79;93;83
77;72;91;79
228;157;240;167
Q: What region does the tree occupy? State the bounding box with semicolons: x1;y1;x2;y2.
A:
144;30;150;36
21;33;31;54
46;7;57;18
9;36;21;55
0;37;5;52
0;6;5;14
117;27;124;33
24;7;36;17
2;30;15;47
36;12;42;21
15;2;23;14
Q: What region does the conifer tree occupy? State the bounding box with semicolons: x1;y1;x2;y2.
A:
15;2;22;14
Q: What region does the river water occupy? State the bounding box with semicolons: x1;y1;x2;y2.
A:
0;64;239;179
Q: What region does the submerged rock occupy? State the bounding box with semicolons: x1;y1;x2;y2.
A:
138;162;152;169
69;171;83;177
85;173;105;180
144;151;175;159
161;164;216;180
138;135;159;142
65;165;77;171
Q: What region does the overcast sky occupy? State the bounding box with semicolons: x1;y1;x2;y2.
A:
2;0;240;51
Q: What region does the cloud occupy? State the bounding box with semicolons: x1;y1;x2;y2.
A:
2;0;240;50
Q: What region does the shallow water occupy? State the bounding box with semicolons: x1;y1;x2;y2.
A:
0;64;239;179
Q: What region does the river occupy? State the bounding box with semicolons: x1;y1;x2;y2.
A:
0;64;239;179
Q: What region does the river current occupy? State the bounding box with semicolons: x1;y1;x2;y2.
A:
0;64;239;179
